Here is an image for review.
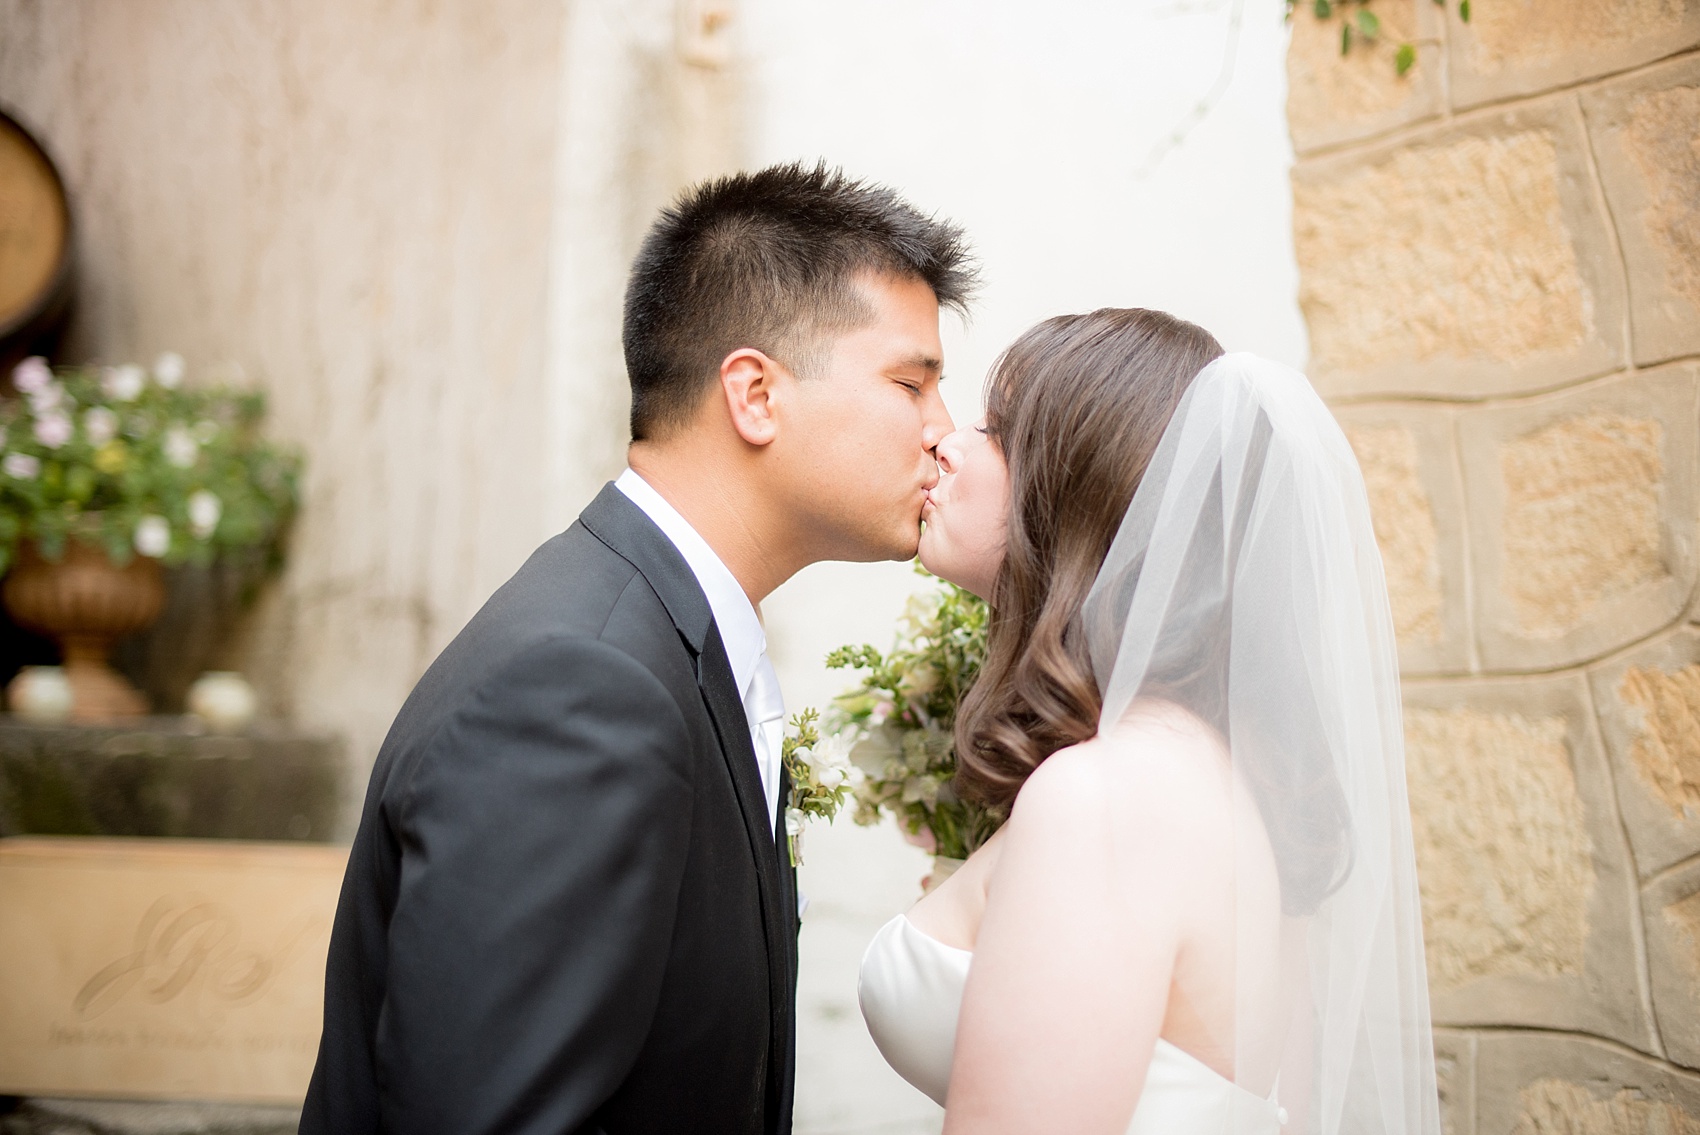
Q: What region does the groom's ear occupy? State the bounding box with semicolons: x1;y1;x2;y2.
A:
719;348;783;448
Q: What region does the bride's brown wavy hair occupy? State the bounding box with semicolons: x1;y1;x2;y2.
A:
954;308;1223;812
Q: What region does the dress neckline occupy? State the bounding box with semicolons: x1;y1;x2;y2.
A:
894;913;1281;1112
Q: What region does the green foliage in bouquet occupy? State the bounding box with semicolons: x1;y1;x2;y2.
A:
0;355;300;574
827;567;1003;860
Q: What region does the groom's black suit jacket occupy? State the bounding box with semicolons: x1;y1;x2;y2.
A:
300;485;798;1135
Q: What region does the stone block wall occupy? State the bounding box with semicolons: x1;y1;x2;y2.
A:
1287;5;1700;1130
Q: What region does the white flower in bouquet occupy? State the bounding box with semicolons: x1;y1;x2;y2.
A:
153;351;186;389
164;424;200;468
901;589;943;632
134;514;171;558
82;406;119;446
103;364;147;402
12;356;51;394
188;489;223;539
33;411;72;449
4;453;40;479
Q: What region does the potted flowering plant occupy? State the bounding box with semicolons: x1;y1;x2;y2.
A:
0;354;299;719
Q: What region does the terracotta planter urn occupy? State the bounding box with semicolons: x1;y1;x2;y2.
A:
2;541;165;721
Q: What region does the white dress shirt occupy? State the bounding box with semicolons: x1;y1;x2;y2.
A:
615;469;784;828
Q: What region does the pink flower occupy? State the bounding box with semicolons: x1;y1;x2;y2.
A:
27;382;63;413
83;407;119;446
3;453;40;479
153;352;185;389
102;364;146;402
164;424;199;468
188;490;222;538
134;515;170;558
33;412;72;449
12;356;51;394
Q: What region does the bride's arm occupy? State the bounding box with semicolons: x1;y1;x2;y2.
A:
942;740;1189;1135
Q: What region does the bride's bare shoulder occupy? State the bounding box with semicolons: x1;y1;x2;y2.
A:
1007;700;1230;841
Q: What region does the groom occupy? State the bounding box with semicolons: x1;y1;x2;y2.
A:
300;163;975;1135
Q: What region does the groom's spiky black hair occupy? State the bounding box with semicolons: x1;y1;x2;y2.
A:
622;161;978;441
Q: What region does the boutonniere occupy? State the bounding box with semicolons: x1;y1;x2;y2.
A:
780;708;859;867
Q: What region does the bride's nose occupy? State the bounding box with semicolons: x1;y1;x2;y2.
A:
934;426;969;474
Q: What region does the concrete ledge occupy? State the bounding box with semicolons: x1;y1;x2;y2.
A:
0;720;343;842
0;1098;297;1135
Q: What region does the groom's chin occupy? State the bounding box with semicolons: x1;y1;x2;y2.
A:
840;525;922;565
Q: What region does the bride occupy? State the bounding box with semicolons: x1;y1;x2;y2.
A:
857;309;1441;1134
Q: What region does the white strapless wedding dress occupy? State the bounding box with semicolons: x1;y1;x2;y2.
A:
858;914;1286;1133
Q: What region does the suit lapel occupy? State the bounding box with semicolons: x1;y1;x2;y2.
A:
696;628;788;887
579;483;795;1128
680;596;797;1135
580;484;786;885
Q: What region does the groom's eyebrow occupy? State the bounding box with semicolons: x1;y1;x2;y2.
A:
896;352;943;373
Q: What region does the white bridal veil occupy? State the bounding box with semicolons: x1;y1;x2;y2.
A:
1081;353;1440;1134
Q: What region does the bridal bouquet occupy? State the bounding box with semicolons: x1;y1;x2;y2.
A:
830;570;1003;862
781;569;1003;871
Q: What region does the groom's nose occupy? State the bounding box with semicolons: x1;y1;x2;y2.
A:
920;386;953;456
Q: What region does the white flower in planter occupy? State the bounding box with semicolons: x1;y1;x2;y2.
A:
28;382;63;414
4;453;40;479
83;406;119;447
134;515;171;558
188;489;222;539
102;364;146;402
164;425;199;468
12;356;51;394
33;411;72;449
153;352;186;389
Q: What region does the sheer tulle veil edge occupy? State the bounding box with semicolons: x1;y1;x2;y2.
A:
1082;352;1442;1135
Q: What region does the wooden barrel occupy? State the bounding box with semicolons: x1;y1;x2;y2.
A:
0;109;73;379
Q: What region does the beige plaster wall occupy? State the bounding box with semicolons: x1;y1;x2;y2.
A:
1289;4;1700;1129
0;0;741;803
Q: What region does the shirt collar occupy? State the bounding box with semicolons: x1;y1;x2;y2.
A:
615;469;767;699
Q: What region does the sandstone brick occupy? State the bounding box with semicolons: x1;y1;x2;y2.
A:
1349;425;1444;642
1644;859;1700;1071
1590;628;1700;877
1459;365;1699;672
1476;1034;1700;1135
1334;405;1472;675
1286;0;1442;154
1407;706;1592;987
1446;0;1700;111
1502;414;1662;634
1403;676;1644;1046
1512;1079;1700;1135
1582;54;1700;367
1435;1028;1478;1135
1293;103;1627;400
